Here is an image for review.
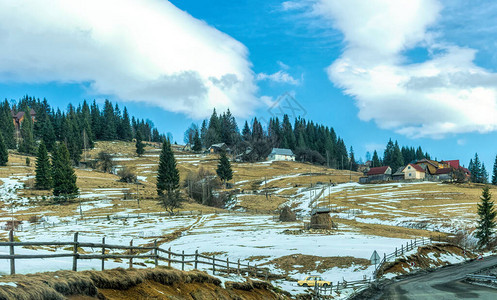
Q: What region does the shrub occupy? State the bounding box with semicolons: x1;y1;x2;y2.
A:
97;151;114;173
118;167;137;183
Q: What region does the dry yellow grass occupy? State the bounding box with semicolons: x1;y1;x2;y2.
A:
263;254;369;274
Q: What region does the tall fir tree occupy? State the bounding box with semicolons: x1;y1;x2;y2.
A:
0;132;8;166
192;129;202;152
52;143;78;197
492;155;497;185
18;108;36;155
372;150;381;167
482;163;489;184
349;146;358;171
470;153;482;183
476;186;497;249
0;100;15;149
135;131;145;156
35;141;52;190
216;151;233;188
156;140;179;196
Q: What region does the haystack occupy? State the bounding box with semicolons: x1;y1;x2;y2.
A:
310;212;334;230
279;206;297;222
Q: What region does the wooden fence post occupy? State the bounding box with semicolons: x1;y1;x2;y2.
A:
395;247;397;256
182;250;185;271
129;239;133;269
247;262;250;276
194;250;198;269
265;269;268;281
9;230;15;275
226;257;230;275
72;232;79;271
101;237;105;271
168;247;171;268
401;244;403;255
213;255;216;275
154;240;158;267
254;264;257;277
237;259;240;275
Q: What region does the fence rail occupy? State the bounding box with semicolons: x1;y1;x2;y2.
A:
0;230;271;280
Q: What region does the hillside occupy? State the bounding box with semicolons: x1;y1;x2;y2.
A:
0;140;493;298
0;268;290;300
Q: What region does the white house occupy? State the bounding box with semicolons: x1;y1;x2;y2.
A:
268;148;295;161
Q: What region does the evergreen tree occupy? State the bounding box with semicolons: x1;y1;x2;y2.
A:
0;132;8;166
372;150;381;167
35;141;52;189
216;151;233;188
391;141;405;172
349;146;358;171
0;100;15;149
242;121;251;142
470;153;482;183
476;186;497;249
492;155;497;185
383;139;394;167
482;163;489;184
52;143;78;197
135;131;145;156
101;100;116;140
18;108;36;155
192;129;202;152
156;140;179;196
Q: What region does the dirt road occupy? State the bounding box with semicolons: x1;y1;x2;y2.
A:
364;256;497;300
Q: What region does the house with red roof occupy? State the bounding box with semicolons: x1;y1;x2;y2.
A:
359;166;392;183
402;163;426;180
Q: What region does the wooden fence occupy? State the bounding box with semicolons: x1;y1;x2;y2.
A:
0;231;271;280
373;237;434;277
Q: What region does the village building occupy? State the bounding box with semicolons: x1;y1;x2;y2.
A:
392;167;405;181
208;143;230;154
268;148;295;161
360;166;392;183
12;109;36;131
402;163;426;180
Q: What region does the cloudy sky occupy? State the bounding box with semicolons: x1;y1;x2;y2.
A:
1;0;497;168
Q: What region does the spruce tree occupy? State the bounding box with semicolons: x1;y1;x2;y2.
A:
0;100;15;149
192;129;202;152
216;151;233;188
372;150;381;167
492;155;497;185
135;131;145;156
52;143;78;198
482;163;489;184
349;146;358;171
35;141;52;189
0;132;8;166
156;140;179;196
476;186;497;249
19;109;36;155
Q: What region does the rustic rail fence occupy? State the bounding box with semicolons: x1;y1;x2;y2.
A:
0;230;272;280
373;237;436;277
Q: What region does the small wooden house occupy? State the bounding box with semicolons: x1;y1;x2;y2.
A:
402;164;425;180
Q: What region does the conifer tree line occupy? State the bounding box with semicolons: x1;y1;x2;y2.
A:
0;95;166;163
185;109;351;169
377;139;431;172
470;153;489;184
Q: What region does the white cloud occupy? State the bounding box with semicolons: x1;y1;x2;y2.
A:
311;0;497;138
277;61;290;70
256;70;301;85
0;0;258;119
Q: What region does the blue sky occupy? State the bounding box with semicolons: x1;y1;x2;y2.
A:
1;0;497;170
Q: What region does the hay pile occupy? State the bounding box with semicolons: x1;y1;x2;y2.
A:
310;213;334;230
279;206;296;222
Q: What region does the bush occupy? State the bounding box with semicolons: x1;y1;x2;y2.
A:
184;167;221;205
97;151;114;173
118;167;137;183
